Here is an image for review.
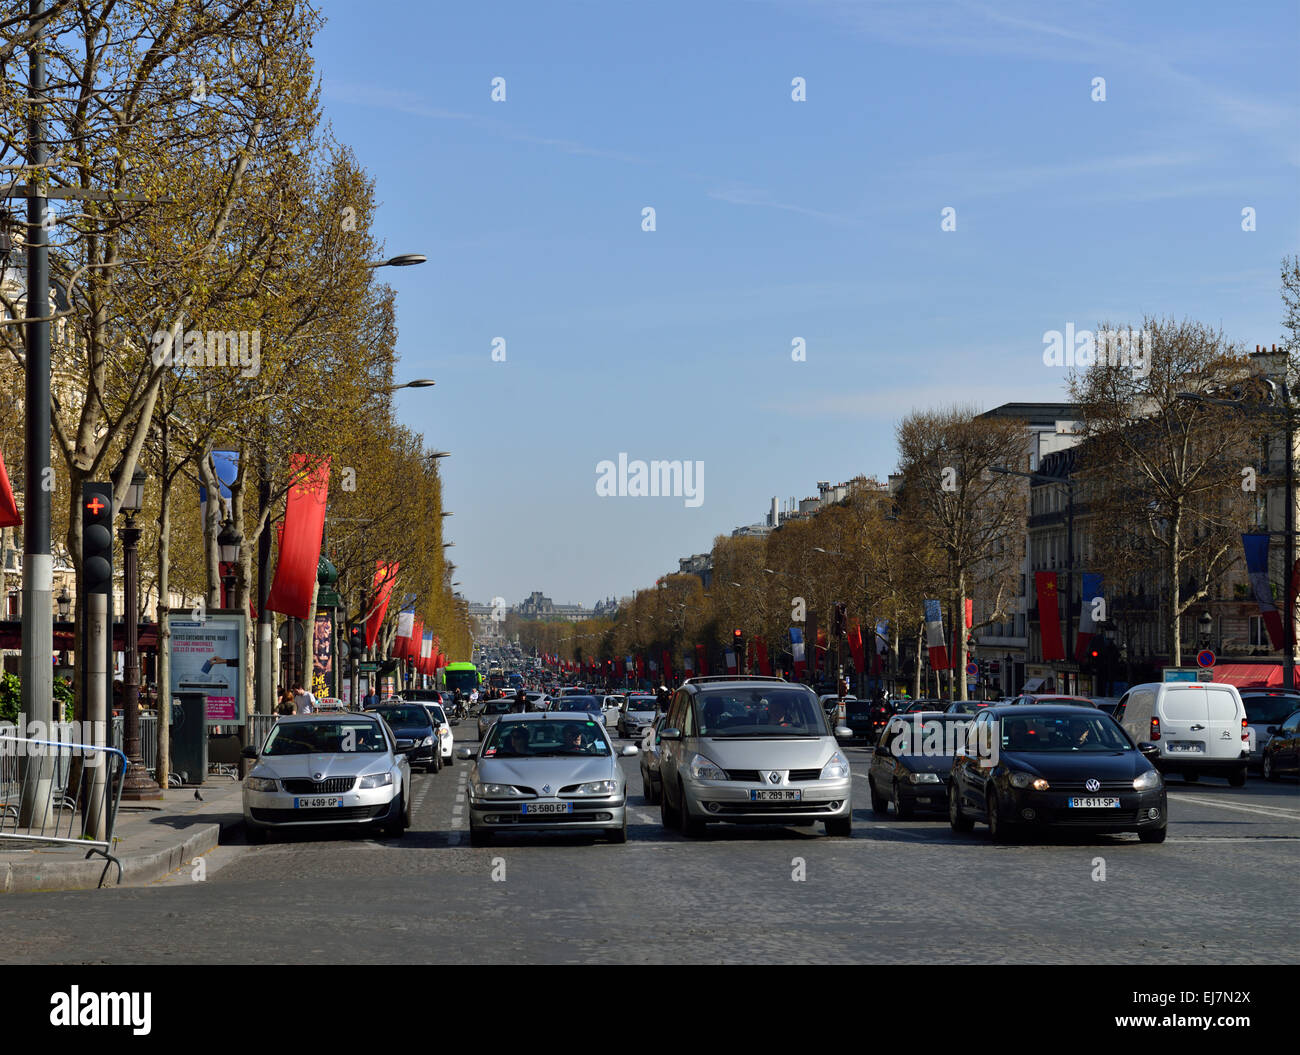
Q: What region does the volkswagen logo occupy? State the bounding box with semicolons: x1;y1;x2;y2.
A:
768;772;781;785
1085;778;1100;792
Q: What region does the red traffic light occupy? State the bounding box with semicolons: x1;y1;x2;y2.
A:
733;628;742;639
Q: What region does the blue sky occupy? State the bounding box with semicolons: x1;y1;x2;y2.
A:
313;0;1299;608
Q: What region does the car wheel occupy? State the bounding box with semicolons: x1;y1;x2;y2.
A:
1138;825;1167;844
444;752;454;768
949;786;974;832
869;777;889;816
1227;766;1247;788
643;772;658;804
678;783;706;838
986;789;1012;843
607;817;628;844
893;781;914;820
468;823;491;846
1264;753;1278;782
824;816;852;837
660;780;679;829
245;824;267;844
385;793;408;837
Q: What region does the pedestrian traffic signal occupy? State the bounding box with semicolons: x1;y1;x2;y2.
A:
82;483;113;595
349;624;364;659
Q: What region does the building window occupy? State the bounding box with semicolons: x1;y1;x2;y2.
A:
1249;616;1269;648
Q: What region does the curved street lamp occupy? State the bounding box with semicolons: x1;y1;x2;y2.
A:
368;254;427;269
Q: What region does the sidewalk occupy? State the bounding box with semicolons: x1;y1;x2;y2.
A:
0;777;245;893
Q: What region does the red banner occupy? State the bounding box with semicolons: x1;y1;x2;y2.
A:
756;636;772;676
695;644;707;677
848;622;866;672
0;448;20;529
265;455;330;619
1036;572;1066;661
409;617;423;669
366;561;398;649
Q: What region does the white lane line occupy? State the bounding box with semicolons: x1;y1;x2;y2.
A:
1173;794;1300;820
873;824;927;839
636;811;655;823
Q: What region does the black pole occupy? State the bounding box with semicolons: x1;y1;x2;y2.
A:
1065;482;1075;694
21;0;53;738
1286;386;1295;690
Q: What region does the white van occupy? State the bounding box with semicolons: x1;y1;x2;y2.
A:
1114;682;1249;786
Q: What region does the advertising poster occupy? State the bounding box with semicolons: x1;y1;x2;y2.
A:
167;612;247;724
314;608;335;697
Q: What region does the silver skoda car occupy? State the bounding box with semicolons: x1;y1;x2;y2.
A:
657;676;854;837
242;712;413;841
458;712;638;845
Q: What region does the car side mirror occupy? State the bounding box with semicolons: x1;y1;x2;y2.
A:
241;745;258;759
456;747;474;760
1266;726;1279;736
660;727;681;741
1137;742;1160;759
621;745;639;756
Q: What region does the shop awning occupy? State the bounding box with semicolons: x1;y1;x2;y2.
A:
1022;677;1046;692
1207;663;1300;688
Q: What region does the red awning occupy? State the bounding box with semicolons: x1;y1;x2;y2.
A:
1208;663;1300;688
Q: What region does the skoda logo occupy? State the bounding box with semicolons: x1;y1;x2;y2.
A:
313;772;323;780
768;772;781;785
542;784;551;794
1085;778;1100;792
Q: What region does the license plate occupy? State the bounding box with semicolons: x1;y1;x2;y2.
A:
1067;797;1120;808
1167;741;1205;753
294;797;342;808
750;790;801;801
521;802;572;814
916;797;933;804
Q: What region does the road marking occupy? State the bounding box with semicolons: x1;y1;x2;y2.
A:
636;811;655;823
1173;794;1300;820
873;824;927;839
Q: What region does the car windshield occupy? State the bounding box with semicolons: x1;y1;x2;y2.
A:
484;719;611;757
427;705;447;724
1242;695;1300;724
369;706;431;727
881;717;970;756
626;702;656;713
1000;714;1131;752
484;702;511;714
552;696;599;710
697;689;827;737
263;720;387;755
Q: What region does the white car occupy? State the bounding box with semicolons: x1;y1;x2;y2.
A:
423;703;456;766
242;712;413;841
601;695;626;726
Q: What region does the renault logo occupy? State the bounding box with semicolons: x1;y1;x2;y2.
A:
1085;778;1100;792
768;772;781;785
542;784;551;794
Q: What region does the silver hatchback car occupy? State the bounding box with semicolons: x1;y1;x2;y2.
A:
657;676;854;837
458;712;638;845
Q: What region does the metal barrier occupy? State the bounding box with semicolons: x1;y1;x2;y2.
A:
110;713;159;776
249;713;277;753
0;732;128;887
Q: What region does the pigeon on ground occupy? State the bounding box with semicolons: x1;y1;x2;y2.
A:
194;789;203;801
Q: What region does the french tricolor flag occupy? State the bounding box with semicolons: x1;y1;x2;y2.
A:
924;599;950;670
1244;533;1286;650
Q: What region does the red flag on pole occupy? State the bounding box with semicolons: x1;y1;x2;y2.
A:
695;644;708;677
848;622;866;672
0;449;21;529
266;455;330;619
366;561;398;649
1036;572;1066;661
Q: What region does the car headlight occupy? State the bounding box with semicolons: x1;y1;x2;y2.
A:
1008;771;1049;790
1133;769;1162;790
420;736;434;747
359;772;394;789
474;782;524;798
908;771;942;784
688;753;727;781
573;780;617;796
820;752;850;779
245;776;278;792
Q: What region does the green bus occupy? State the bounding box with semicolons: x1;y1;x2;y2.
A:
441;661;482;696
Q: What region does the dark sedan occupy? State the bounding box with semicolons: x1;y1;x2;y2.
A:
949;705;1167;843
365;704;440;772
868;713;969;818
845;697;894;740
549;695;603;717
1262;707;1300;781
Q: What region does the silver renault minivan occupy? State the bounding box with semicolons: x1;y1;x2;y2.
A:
657;676;854;837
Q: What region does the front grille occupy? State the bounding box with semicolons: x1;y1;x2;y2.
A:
251;805;385;822
1050;780;1133;792
486;812;613;825
281;778;356;794
789;769;821;781
1045;808;1141;825
725;770;760;782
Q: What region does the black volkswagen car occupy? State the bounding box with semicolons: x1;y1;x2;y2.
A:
948;704;1167;843
868;713;969;818
365;704;439;772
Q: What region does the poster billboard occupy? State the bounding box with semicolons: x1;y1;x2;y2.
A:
167;612;247;725
314;608;335;697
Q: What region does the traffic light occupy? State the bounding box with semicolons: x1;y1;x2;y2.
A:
349;624;364;660
82;483;113;596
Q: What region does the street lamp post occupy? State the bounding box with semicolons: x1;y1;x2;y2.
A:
118;469;161;800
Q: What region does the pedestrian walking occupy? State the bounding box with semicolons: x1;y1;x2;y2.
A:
293;682;317;715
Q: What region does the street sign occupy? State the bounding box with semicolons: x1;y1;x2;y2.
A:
1163;668;1200;683
1196;650;1215;668
359;661;379;673
965;662;979;676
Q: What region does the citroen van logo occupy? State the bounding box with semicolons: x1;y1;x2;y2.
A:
1085;778;1100;792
